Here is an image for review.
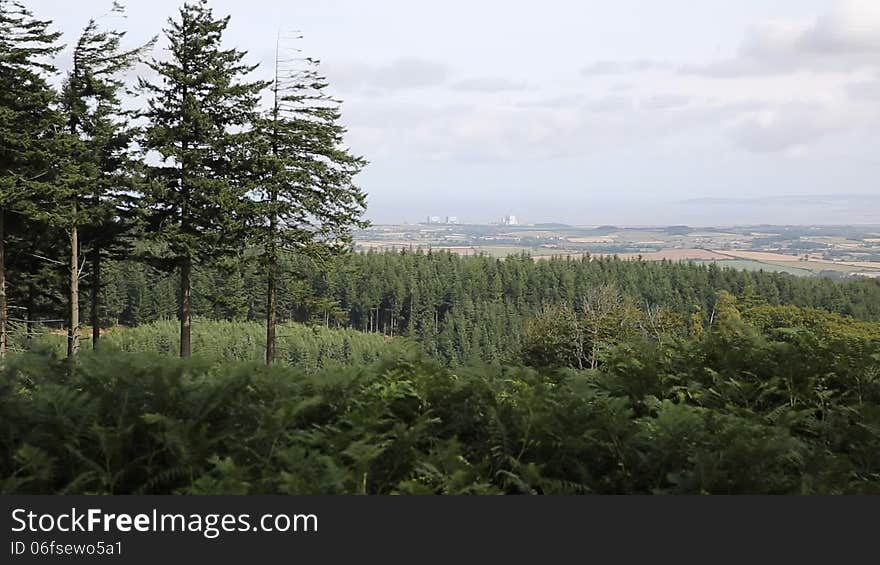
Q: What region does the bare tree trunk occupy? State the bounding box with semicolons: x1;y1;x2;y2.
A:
0;209;6;360
68;223;80;358
266;255;277;365
266;35;280;365
179;256;192;358
91;247;101;349
25;285;34;347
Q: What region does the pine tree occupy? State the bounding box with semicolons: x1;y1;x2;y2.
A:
139;0;267;357
5;217;64;348
0;0;62;358
248;34;367;364
57;2;154;356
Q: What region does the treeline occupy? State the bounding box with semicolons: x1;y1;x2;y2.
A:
49;250;880;365
0;0;366;364
3;296;878;494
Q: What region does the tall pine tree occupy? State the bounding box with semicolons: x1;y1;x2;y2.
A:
57;2;154;356
139;0;266;357
0;0;62;358
248;34;367;364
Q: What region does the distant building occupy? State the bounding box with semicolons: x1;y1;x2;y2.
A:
502;215;518;226
446;216;459;225
427;215;442;224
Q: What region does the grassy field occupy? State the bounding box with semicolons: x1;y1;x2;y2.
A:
762;260;875;274
694;259;815;276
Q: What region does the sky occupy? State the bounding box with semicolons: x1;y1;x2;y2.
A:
30;0;880;225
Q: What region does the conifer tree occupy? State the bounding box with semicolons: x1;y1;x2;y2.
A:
0;0;62;358
248;35;367;364
57;2;153;355
139;0;266;357
6;218;65;346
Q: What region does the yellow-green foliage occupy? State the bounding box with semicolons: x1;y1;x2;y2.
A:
35;320;395;372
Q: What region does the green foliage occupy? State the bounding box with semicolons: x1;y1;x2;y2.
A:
34;320;395;373
247;39;368;258
522;304;582;368
2;299;878;495
0;0;62;214
138;0;267;267
68;249;878;366
137;0;269;357
0;0;64;357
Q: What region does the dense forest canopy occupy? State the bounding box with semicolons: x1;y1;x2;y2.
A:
18;249;874;366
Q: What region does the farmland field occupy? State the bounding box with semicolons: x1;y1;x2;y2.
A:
693;259;815;276
607;249;730;261
356;223;880;278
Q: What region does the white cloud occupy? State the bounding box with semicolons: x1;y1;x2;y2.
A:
324;58;450;91
581;59;673;76
517;95;585;109
723;103;850;153
847;79;880;101
452;77;529;92
804;0;880;54
685;0;880;77
585;95;633;112
640;94;691;111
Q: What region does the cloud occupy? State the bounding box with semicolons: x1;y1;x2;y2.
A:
581;59;673;76
372;58;450;89
324;58;450;91
803;0;880;54
724;103;848;153
517;94;633;112
452;77;529;92
585;95;633;112
517;95;585;109
640;94;691;111
684;0;880;77
846;80;880;101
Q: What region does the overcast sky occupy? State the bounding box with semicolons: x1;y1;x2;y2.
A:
31;0;880;225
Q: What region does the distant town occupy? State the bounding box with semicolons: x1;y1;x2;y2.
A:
355;221;880;279
424;215;518;226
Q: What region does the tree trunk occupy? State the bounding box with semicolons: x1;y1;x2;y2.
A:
68;223;80;358
267;39;280;366
266;257;277;365
25;285;34;347
0;209;6;360
91;247;101;349
180;256;192;358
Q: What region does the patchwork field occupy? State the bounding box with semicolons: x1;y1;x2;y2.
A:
713;250;880;276
694;260;815;276
614;249;730;261
356;223;880;278
717;250;805;262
